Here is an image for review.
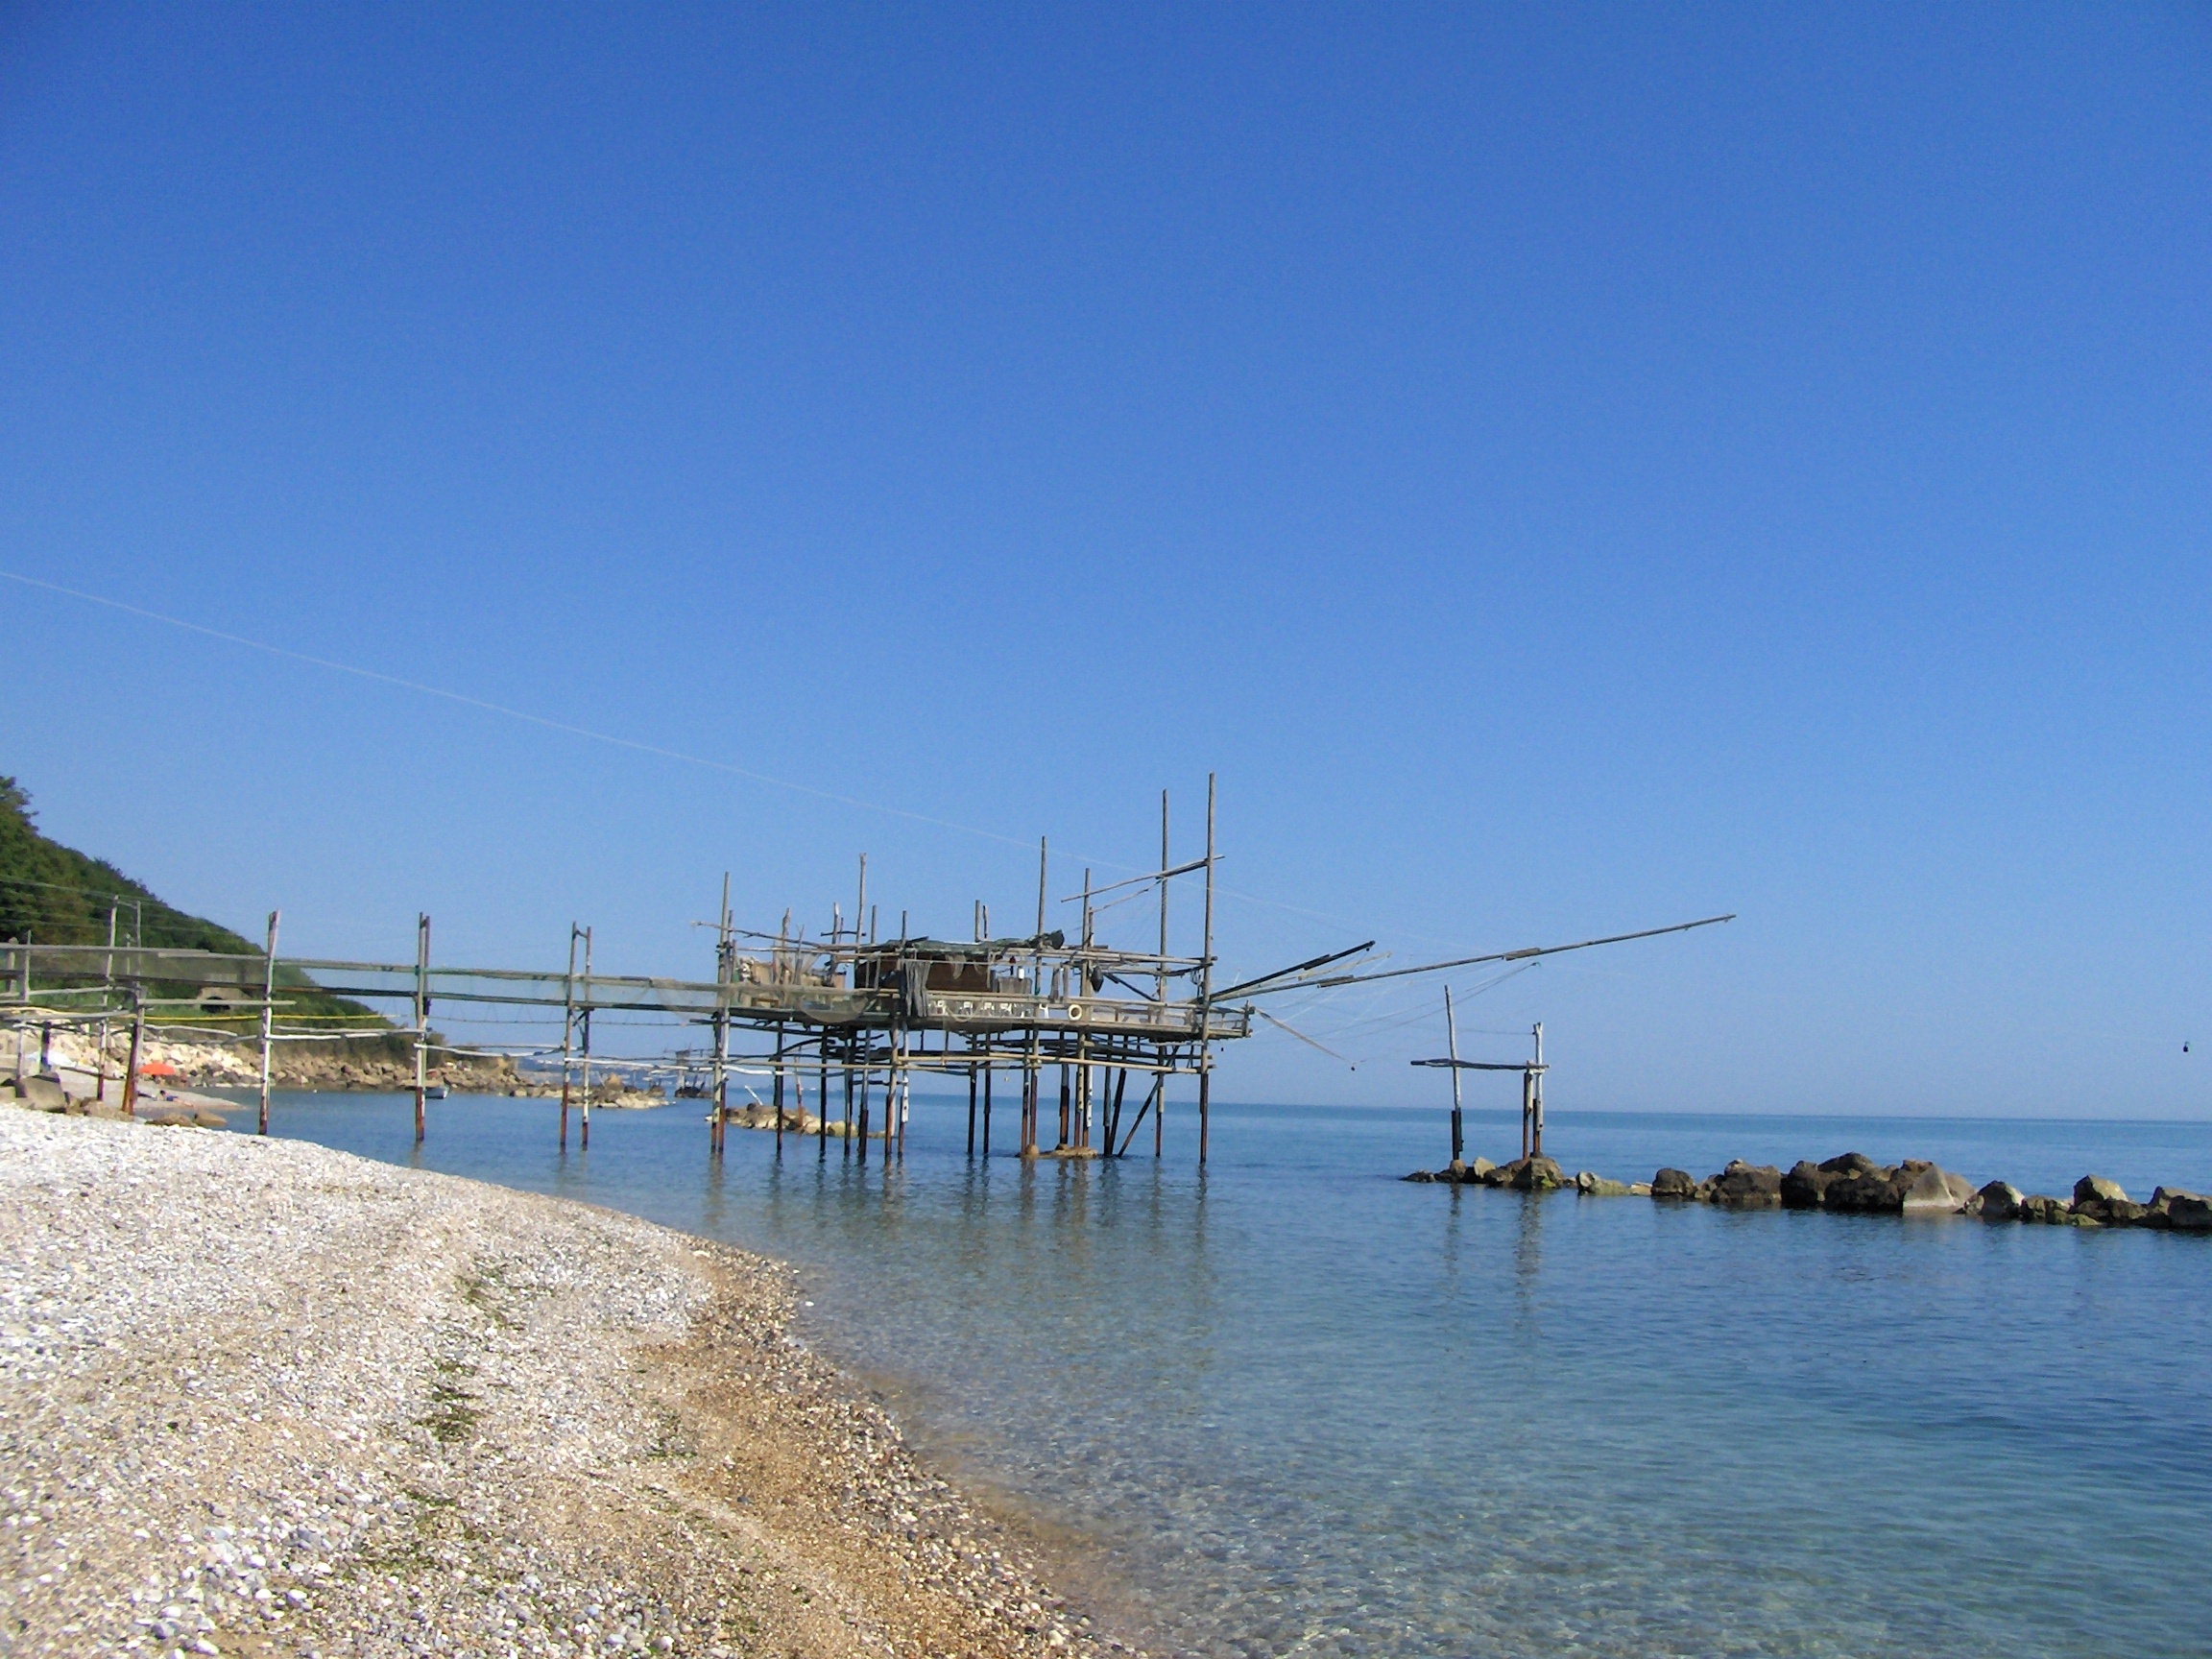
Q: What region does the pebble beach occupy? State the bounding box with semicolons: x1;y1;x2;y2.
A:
0;1108;1115;1659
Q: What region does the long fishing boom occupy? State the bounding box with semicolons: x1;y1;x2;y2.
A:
1239;913;1734;997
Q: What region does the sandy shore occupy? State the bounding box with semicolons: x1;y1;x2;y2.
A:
0;1109;1122;1659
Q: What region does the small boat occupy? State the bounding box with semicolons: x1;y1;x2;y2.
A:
424;1085;448;1099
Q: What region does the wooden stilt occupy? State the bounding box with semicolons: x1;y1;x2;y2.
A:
257;910;280;1137
1199;773;1216;1166
1446;986;1463;1167
579;926;593;1151
775;1022;787;1155
560;924;578;1150
412;913;430;1144
120;991;143;1118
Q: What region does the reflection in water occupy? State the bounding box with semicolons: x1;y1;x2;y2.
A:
225;1092;2212;1659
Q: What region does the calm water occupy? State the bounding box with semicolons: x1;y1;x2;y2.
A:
215;1092;2212;1657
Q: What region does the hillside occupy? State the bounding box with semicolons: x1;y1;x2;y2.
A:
0;775;383;1028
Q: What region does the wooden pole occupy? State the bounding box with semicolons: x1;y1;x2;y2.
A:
1026;836;1046;1157
1158;789;1169;1157
775;1022;787;1154
855;1038;870;1165
96;904;116;1102
120;989;143;1118
1078;867;1094;1149
967;1059;977;1156
982;1061;993;1157
579;926;593;1151
818;1037;830;1158
1198;772;1215;1166
711;875;731;1157
257;909;280;1137
1532;1021;1546;1159
413;912;429;1144
559;924;578;1150
1445;985;1463;1166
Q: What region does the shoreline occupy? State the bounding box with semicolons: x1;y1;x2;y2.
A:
0;1108;1132;1659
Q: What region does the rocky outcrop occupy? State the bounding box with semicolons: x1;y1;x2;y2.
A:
1707;1161;1784;1208
1401;1150;2209;1234
1901;1166;1977;1214
1780;1161;1833;1209
1818;1151;1884;1178
2070;1175;2153;1226
1402;1157;1495;1186
2154;1189;2212;1232
1491;1156;1566;1191
1823;1167;1907;1214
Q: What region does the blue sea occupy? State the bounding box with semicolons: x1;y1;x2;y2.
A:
215;1093;2212;1658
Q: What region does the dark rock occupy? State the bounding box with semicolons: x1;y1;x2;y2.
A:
17;1075;67;1112
2071;1175;2139;1225
1817;1151;1883;1177
2157;1190;2212;1232
1780;1161;1833;1209
1707;1160;1783;1208
1650;1167;1699;1200
1824;1168;1907;1214
1403;1169;1435;1183
2020;1194;2071;1224
1976;1181;2025;1221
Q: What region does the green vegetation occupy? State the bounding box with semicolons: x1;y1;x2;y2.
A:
0;773;386;1028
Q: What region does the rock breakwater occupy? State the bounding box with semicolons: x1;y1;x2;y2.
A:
1407;1152;2211;1231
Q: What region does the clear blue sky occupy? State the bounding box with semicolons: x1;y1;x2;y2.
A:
3;5;2206;1116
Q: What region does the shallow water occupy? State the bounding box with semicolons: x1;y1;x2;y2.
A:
218;1094;2212;1657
